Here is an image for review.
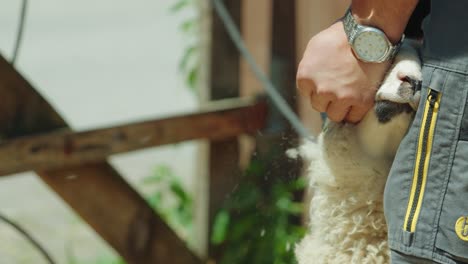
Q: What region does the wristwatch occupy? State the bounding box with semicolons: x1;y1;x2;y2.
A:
342;8;404;63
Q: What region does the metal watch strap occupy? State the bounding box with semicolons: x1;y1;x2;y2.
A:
342;8;404;61
342;9;358;43
388;34;405;59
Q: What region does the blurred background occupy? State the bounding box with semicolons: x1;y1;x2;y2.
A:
0;0;347;263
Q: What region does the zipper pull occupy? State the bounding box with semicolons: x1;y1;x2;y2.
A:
428;90;438;107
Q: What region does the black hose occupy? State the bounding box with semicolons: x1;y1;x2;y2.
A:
0;213;56;264
11;0;28;65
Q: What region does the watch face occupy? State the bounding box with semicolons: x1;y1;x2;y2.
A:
353;29;389;62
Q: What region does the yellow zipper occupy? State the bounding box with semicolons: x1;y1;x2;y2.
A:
403;89;441;233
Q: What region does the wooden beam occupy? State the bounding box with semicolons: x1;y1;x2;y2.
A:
0;55;202;264
0;98;266;176
0;59;65;139
40;164;201;264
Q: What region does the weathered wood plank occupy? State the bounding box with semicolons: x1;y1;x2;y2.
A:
0;98;266;176
0;58;65;139
238;0;273;169
39;164;199;264
208;0;242;262
240;0;272;97
0;55;202;264
270;0;303;221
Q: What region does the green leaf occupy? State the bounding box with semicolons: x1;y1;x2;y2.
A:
65;243;78;264
211;210;230;245
180;19;196;33
245;159;265;176
230;185;259;209
142;165;176;184
288;202;304;214
155;165;172;177
147;192;163;209
141;175;162;184
274;200;304;215
169;0;190;13
179;46;196;71
289;176;307;190
186;67;198;90
170;182;190;202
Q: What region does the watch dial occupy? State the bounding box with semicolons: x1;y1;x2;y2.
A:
353;30;388;62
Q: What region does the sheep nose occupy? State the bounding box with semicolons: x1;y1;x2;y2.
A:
402;76;422;94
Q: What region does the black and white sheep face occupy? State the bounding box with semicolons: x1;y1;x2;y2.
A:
375;41;422;124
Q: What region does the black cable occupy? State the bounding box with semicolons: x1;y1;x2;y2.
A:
4;1;55;262
0;213;56;264
211;0;313;140
11;0;28;65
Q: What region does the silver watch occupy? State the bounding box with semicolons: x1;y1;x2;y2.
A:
342;8;404;63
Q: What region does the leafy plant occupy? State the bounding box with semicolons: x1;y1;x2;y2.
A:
170;0;202;92
211;158;306;264
142;165;194;244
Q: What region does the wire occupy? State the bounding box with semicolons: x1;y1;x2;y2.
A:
4;1;55;262
211;0;314;140
11;0;28;65
0;213;56;264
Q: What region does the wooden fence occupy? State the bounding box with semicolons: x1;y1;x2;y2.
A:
0;0;347;262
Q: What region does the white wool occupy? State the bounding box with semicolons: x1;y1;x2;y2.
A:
295;42;421;264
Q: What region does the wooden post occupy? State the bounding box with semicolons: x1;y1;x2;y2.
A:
207;0;242;261
238;0;273;169
205;1;304;262
240;0;272;98
265;0;302;208
0;55;201;264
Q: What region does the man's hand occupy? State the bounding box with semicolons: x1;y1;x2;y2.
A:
297;22;391;123
297;0;419;123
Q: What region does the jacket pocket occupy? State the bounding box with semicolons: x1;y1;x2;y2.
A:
434;81;468;261
435;139;468;262
459;97;468;141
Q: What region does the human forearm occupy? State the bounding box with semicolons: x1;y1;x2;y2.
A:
351;0;420;43
296;0;421;123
